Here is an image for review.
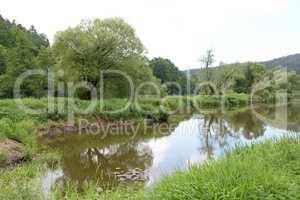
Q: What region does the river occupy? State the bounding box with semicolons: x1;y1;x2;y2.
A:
38;104;300;195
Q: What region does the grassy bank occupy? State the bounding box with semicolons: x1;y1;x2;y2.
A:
1;136;299;199
0;93;249;144
0;93;249;122
57;136;300;200
0;152;60;200
147;137;300;200
0;94;249;166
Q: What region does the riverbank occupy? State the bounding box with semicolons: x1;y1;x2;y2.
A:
0;101;299;199
0;94;249;166
60;136;300;200
0;94;251;198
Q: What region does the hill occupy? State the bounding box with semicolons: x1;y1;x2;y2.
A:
261;54;300;73
184;54;300;75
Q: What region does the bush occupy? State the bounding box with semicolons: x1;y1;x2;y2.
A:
224;93;249;107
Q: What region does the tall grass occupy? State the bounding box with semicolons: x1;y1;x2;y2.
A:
149;137;300;200
0;151;61;200
0;160;44;200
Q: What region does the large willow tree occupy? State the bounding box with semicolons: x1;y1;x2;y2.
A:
52;18;161;98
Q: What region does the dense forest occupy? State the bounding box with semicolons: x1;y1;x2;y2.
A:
0;16;165;99
0;15;51;98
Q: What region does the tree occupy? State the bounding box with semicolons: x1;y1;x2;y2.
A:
199;49;215;95
52;18;161;98
0;45;7;75
0;16;50;98
215;66;240;93
200;49;214;81
150;57;187;95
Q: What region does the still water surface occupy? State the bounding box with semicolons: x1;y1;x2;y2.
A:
39;104;300;194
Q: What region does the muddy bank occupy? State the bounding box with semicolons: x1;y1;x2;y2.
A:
39;119;141;138
39;115;169;138
0;139;26;167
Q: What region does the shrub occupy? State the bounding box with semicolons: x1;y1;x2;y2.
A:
224;93;249;107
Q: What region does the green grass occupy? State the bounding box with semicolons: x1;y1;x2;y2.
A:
0;94;250;165
0;95;249;122
148;137;300;200
0;118;37;156
58;136;300;200
0;151;61;200
0;152;7;163
0;160;45;200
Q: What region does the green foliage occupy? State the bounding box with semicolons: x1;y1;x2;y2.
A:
187;93;249;109
0;160;45;200
0;118;36;152
52;18;162;99
0;15;50;98
0;95;250;124
0;45;7;75
193;61;300;103
0;152;7;163
224;93;249;107
148;137;300;200
0;118;14;139
150;57;187;95
0;15;167;100
189;96;221;108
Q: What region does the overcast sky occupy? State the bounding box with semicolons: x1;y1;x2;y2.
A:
1;0;299;70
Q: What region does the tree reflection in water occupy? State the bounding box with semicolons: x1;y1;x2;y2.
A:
196;105;300;159
40;104;300;194
57;142;153;190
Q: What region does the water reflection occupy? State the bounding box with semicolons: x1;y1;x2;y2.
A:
40;104;300;193
63;143;152;188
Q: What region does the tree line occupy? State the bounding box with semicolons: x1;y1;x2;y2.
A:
0;15;299;100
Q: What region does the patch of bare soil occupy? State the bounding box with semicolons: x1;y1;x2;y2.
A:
0;139;26;167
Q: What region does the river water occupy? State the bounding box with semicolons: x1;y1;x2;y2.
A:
39;104;300;195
